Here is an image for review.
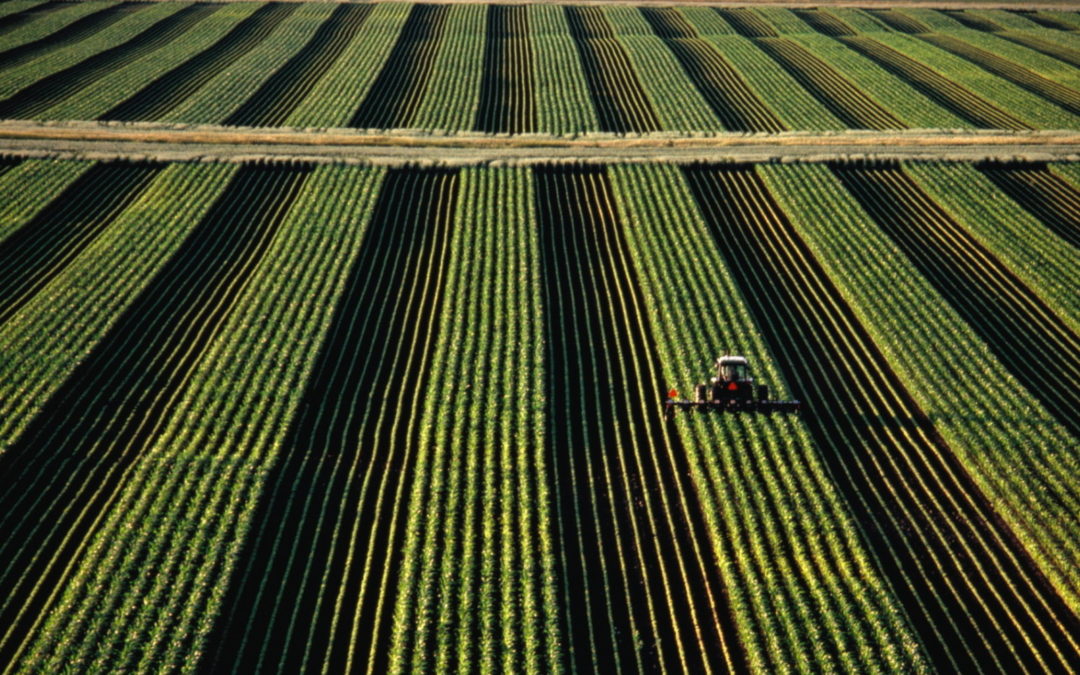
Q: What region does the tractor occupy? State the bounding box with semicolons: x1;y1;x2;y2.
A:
664;355;802;417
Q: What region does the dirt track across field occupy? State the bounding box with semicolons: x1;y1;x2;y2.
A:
1;120;1078;165
124;0;1080;8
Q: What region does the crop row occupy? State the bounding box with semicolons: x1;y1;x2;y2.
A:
0;3;1077;132
0;157;1077;672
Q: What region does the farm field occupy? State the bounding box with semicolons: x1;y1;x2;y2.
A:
1;1;1080;674
0;155;1076;672
0;3;1078;131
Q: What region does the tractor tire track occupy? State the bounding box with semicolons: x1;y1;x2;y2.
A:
222;4;373;127
837;35;1030;130
0;2;144;72
564;7;661;134
102;2;299;122
205;168;457;675
979;162;1080;248
537;165;742;674
0;3;219;119
0;162;310;666
0;161;161;326
475;5;534;134
834;164;1080;438
349;4;451;129
683;164;1080;674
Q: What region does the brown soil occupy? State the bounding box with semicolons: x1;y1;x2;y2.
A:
0;120;1077;165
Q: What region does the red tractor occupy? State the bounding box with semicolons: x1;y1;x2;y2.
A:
664;355;802;417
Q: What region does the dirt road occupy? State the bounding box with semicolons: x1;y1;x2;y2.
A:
1;120;1078;165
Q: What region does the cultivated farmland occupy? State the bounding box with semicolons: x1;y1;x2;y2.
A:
0;1;1078;674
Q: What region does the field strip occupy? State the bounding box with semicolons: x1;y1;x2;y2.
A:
536;165;742;672
118;1;1080;9
684;164;1080;672
0;164;310;666
207;168;458;674
1;121;1078;163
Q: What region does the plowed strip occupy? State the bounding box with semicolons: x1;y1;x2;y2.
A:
838;36;1029;130
713;8;776;37
475;5;534;134
564;7;660;133
223;4;372;127
640;7;696;39
755;37;903;129
866;9;929;33
1011;10;1078;31
997;32;1080;69
0;161;161;325
942;10;1004;31
0;2;143;71
102;3;299;122
661;37;785;132
917;33;1080;116
536;165;741;674
0;3;218;119
205;168;457;675
349;4;450;129
684;163;1080;675
0;163;310;666
792;9;855;36
835;165;1080;437
979;163;1080;249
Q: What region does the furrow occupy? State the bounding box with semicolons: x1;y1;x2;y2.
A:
980;163;1080;249
834;165;1080;438
685;164;1080;674
0;161;161;325
564;7;661;133
865;9;930;33
0;3;218;119
537;165;734;673
0;1;141;72
0;163;310;667
475;5;534;134
223;4;373;127
662;37;784;132
349;4;451;129
204;168;457;675
792;9;855;36
838;35;1028;129
754;37;903;129
713;9;777;38
997;32;1080;69
101;3;299;122
917;33;1080;116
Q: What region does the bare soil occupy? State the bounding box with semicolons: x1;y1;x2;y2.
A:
0;120;1077;165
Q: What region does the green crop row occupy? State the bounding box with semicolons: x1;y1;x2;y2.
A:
15;165;385;671
761;163;1080;617
0;159;95;241
608;163;928;674
388;168;560;674
0;0;122;54
2;1;1078;132
905;162;1080;330
411;5;486;132
0;1;189;99
160;4;334;124
44;3;260;121
0;162;235;454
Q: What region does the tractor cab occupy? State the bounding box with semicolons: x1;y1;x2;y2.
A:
667;355;802;416
716;356;751;383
